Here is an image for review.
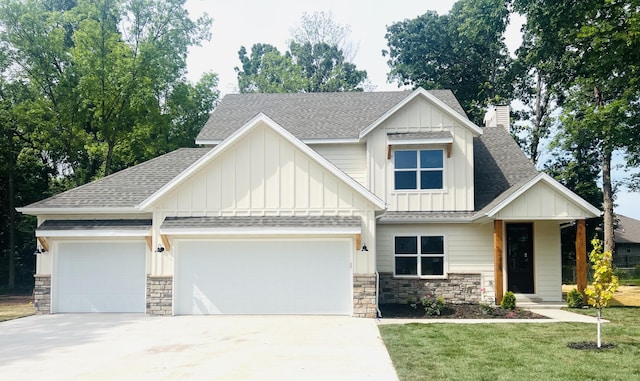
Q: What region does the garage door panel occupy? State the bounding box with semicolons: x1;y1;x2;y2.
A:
175;240;352;315
54;241;146;313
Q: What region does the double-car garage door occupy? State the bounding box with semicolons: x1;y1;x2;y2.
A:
174;239;353;315
52;238;352;315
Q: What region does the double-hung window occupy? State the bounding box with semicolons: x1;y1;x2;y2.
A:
394;149;444;190
394;235;445;277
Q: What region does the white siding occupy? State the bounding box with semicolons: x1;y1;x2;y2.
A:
496;182;592;220
533;221;562;301
150;122;378;275
311;144;367;187
367;97;476;212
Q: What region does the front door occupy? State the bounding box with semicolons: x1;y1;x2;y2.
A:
506;223;534;294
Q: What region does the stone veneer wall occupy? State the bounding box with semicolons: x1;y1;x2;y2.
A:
34;275;51;314
353;274;377;318
147;276;173;316
379;273;482;304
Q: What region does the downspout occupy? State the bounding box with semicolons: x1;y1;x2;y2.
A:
376;271;382;318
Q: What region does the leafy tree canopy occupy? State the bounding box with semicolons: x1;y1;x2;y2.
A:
383;0;513;124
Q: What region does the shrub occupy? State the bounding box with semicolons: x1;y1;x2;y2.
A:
566;288;584;308
421;295;445;316
501;291;516;310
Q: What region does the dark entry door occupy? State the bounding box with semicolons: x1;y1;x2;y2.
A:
506;223;534;293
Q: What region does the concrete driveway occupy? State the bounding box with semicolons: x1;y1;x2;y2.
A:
0;314;398;381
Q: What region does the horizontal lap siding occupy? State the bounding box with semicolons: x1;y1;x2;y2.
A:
376;223;493;273
310;144;367;187
534;221;562;301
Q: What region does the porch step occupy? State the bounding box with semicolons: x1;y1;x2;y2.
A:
518;301;566;309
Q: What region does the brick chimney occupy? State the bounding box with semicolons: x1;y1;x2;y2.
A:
483;105;510;131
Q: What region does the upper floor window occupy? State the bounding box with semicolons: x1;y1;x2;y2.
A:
394;149;444;190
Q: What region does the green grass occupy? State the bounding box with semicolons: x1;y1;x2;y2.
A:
379;307;640;381
620;278;640;286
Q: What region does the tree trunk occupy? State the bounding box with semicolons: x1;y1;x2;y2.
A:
602;148;614;254
596;308;602;348
8;161;15;289
104;140;115;177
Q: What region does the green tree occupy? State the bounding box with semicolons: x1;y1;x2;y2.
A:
383;0;513;124
236;12;367;93
0;0;218;289
514;0;640;253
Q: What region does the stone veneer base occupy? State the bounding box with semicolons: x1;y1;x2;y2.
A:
353;274;377;318
34;274;51;315
379;273;482;304
146;276;173;316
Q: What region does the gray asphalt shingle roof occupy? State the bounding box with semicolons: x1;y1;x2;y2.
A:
22;148;211;209
161;216;362;229
615;215;640;244
20;91;539;218
37;219;152;231
196;90;468;142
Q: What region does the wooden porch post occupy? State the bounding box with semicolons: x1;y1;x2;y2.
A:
494;220;504;305
575;219;587;299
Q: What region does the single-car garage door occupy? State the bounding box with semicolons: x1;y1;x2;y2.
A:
174;239;352;315
53;241;146;313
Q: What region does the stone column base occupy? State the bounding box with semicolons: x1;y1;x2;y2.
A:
34;274;51;315
147;276;173;316
353;274;377;318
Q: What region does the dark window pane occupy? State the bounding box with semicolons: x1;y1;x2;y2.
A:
421;236;444;254
420;170;443;189
420;150;443;168
395;171;417;190
395;236;418;254
395;151;417;169
396;257;418;275
421;257;444;275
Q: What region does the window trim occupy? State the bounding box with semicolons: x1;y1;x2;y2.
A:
393;234;447;279
392;148;446;191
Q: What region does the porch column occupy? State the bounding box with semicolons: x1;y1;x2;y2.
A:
493;220;504;305
575;219;587;299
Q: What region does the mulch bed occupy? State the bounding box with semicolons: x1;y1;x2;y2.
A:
567;341;617;350
379;303;548;319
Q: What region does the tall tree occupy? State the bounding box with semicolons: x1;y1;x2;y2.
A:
514;0;640;253
0;0;218;289
236;12;367;93
383;0;513;124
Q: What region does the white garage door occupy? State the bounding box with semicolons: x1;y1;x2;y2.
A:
174;239;352;315
53;241;146;313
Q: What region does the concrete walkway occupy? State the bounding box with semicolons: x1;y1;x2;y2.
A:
377;308;606;325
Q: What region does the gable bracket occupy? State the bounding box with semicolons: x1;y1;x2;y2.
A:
145;236;152;251
447;142;452;158
37;237;49;252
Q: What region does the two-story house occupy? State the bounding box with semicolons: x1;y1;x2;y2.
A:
19;88;600;317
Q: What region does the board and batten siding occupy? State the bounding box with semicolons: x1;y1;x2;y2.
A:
310;144;367;187
150;122;378;275
367;97;475;212
495;181;592;220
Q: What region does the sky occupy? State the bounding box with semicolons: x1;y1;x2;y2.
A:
183;0;639;220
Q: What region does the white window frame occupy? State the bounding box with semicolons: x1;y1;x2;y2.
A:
393;234;447;279
393;149;445;191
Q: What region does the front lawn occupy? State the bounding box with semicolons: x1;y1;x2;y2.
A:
380;307;640;381
0;295;34;322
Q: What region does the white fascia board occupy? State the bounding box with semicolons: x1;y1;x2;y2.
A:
359;87;483;139
36;229;151;238
194;138;222;145
161;226;361;236
378;217;475;224
485;173;602;218
388;138;453;146
139;112;386;210
16;207;141;216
